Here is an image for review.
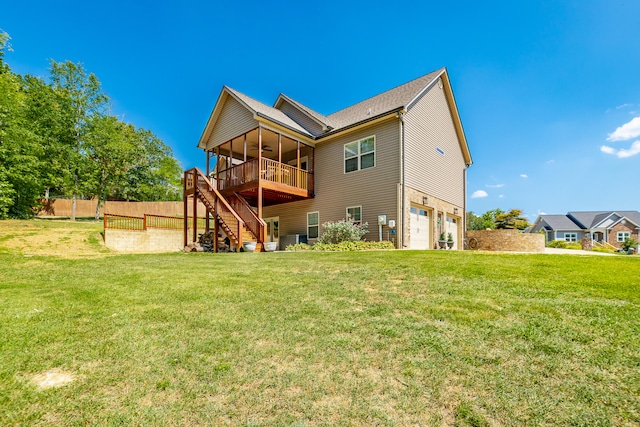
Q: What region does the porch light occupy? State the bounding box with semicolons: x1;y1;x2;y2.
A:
422;196;428;205
454;208;458;214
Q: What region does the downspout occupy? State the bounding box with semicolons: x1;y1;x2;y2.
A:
398;111;406;248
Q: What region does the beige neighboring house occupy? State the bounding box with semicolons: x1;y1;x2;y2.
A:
186;68;472;251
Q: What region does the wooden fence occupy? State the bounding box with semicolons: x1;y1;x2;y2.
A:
39;199;207;218
104;214;207;231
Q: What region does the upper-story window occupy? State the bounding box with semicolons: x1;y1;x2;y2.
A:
345;136;375;173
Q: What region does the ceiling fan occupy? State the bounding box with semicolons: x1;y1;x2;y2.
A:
250;143;273;152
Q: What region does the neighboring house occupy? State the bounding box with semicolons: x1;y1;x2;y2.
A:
184;68;472;251
529;211;640;248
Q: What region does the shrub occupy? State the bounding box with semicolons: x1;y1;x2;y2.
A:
318;220;368;244
311;241;395;252
547;240;568;248
285;243;311;252
621;237;638;252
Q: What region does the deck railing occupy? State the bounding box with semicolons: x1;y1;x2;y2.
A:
104;213;206;231
217;158;312;193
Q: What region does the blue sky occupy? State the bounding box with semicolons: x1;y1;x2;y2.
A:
3;1;639;220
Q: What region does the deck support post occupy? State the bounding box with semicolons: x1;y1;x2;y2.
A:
183;171;188;247
192;185;198;244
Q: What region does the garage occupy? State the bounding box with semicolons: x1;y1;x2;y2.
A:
410;205;431;249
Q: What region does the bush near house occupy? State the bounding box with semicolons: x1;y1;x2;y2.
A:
286;241;394;252
318;219;368;244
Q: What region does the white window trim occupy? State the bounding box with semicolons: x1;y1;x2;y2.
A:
346;205;362;224
307;211;319;240
617;231;630;242
344;135;376;173
564;232;577;242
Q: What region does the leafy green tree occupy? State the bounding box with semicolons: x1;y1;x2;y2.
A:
478;208;504;230
0;36;45;218
495;209;530;230
466;211;484;230
21;74;76;199
49;60;109;220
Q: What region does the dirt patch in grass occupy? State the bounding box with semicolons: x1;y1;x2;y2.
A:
0;219;111;258
29;369;76;389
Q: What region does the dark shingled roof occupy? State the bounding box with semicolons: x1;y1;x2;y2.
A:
538;215;583;230
326;69;444;131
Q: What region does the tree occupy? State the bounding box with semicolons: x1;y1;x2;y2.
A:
495;209;530;230
466;211;484;230
49;60;109;220
0;37;44;218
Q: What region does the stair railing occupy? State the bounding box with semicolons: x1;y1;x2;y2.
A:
186;167;246;246
228;192;266;243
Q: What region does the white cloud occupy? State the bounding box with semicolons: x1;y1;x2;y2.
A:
498;194;504;198
486;184;504;188
546;159;555;164
471;190;488;198
616;103;633;110
537;210;546;215
520;174;528;178
601;141;640;158
600;145;616;155
607;116;640;141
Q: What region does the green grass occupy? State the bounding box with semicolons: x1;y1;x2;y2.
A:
0;221;639;425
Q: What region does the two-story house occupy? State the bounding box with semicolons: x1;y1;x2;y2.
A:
183;68;472;251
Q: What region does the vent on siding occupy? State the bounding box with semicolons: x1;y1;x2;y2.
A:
436;147;445;156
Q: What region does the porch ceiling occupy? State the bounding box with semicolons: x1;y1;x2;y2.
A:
217;128;307;161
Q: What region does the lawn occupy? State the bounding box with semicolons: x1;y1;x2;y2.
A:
0;220;638;426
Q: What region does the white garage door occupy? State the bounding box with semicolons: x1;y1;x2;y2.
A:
445;216;458;250
410;206;431;249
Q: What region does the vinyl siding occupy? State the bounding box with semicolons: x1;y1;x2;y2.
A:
277;100;325;137
263;118;401;243
404;78;466;207
206;96;258;150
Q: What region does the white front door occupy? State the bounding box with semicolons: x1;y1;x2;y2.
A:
410;206;431;249
264;217;280;250
445;216;458;250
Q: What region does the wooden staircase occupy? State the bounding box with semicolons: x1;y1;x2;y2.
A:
184;168;266;251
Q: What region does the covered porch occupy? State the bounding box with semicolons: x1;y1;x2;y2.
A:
206;125;315;210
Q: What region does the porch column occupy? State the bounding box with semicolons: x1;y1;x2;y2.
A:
243;133;247;162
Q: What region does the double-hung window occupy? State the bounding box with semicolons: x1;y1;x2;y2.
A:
564;233;577;242
307;212;319;239
345;136;375;173
617;231;630;242
346;206;362;224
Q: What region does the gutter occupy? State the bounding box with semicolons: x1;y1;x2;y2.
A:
398;110;406;248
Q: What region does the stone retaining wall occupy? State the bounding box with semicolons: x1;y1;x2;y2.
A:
105;228;185;253
466;229;545;252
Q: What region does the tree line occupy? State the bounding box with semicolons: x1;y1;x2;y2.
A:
466;208;531;231
0;32;182;219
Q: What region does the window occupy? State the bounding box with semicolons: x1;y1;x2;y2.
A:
617;231;630;242
564;233;577;242
346;206;362;224
307;212;319;239
345;136;375;173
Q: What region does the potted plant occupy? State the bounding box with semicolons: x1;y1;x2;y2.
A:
447;232;454;249
438;232;447;249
